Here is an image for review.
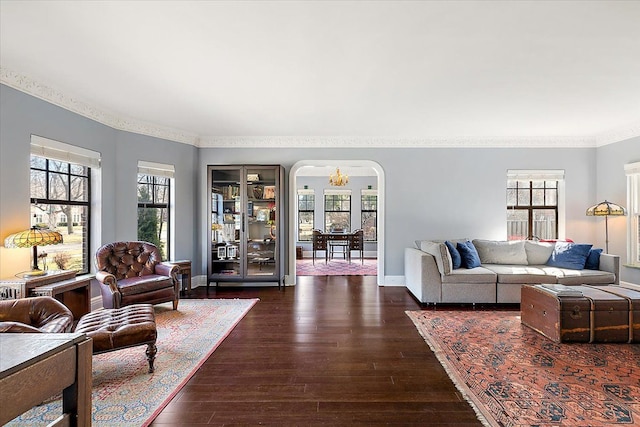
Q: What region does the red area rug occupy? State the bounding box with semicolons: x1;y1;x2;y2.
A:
406;310;640;427
296;258;377;276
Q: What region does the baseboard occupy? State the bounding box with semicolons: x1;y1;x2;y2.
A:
383;276;405;286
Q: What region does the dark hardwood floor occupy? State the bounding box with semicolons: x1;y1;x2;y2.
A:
150;276;482;426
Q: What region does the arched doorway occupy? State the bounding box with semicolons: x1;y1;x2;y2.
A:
288;160;385;285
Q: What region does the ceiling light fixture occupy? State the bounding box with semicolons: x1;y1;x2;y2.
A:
329;168;349;186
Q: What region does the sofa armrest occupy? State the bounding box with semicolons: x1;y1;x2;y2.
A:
405;247;443;303
599;253;620;285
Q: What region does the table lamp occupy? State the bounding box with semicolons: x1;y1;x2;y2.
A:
4;226;63;276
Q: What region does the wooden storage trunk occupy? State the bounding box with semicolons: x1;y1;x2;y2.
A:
596;286;640;343
521;285;631;343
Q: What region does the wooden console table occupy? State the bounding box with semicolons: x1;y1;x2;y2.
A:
0;270;93;320
0;333;92;426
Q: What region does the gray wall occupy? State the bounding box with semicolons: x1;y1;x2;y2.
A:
2;84;639;287
0;85;198;296
595;137;640;285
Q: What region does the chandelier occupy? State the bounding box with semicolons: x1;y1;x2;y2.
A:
329;167;349;186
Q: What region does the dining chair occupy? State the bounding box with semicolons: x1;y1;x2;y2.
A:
312;229;328;264
349;229;364;264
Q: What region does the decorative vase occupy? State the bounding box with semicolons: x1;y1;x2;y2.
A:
253;185;264;199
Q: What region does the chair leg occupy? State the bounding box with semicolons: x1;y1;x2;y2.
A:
146;343;157;373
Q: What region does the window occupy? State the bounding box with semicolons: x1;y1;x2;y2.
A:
297;189;315;241
507;170;565;240
137;161;174;260
324;190;351;232
361;190;377;241
626;162;640;266
30;135;100;274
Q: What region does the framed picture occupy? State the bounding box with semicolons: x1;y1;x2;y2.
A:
263;185;276;199
227;246;238;259
217;246;227;260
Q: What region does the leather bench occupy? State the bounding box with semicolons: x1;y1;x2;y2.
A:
74;304;158;373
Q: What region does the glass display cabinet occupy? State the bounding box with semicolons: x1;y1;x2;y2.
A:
208;165;284;287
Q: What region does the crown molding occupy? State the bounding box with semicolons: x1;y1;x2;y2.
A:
594;121;640;147
0;67;200;146
2;66;639;149
197;135;595;148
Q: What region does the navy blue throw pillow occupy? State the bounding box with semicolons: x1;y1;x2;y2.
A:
457;240;481;269
585;248;603;270
445;240;462;269
546;242;593;270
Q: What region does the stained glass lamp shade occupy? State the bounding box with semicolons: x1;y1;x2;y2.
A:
4;226;63;276
586;200;626;253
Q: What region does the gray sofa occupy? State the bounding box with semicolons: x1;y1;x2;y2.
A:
405;239;619;304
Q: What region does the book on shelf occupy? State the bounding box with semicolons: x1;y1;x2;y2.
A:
535;284;583;297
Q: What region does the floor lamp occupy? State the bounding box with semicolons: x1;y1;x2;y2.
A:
586;200;627;253
4;226;63;276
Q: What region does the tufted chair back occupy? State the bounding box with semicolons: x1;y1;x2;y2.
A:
96;241;164;280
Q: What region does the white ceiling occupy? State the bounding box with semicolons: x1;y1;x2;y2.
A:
1;1;640;148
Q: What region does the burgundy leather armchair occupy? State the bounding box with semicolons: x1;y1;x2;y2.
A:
95;241;180;310
0;296;74;333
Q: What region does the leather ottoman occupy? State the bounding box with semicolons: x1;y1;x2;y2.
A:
74;304;157;373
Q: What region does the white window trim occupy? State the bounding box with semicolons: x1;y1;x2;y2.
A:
625;162;640;266
506;169;566;239
137;160;175;178
31;135;101;169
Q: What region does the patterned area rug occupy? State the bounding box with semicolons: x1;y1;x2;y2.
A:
296;258;377;275
406;310;640;427
8;298;257;427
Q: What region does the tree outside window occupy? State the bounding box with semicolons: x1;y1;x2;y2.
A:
30;155;90;273
137;174;170;259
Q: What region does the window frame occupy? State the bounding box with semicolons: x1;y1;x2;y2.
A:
324;190;351;232
626;162;640;267
137;173;171;260
297;189;315;241
30;155;92;274
361;190;377;241
506;170;565;241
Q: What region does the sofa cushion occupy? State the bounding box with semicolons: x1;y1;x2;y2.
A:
445;241;462;269
482;264;558;284
117;275;175;296
546;242;592;270
441;266;497;284
585;248;603;270
524;240;555;265
472;239;528;265
418;241;453;275
555;268;615;285
457;240;481;268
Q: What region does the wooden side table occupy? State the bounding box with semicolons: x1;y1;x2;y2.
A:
31;274;94;320
171;260;192;295
0;270;93;320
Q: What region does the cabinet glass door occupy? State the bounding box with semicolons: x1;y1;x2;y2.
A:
211;168;242;277
245;167;277;278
